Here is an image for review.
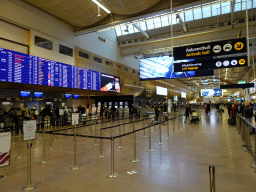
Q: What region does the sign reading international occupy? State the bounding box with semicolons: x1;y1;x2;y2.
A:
173;38;247;60
174;55;247;72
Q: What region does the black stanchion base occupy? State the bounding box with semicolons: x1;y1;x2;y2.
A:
131;159;140;163
70;166;80;170
22;185;37;191
40;161;48;164
146;149;154;152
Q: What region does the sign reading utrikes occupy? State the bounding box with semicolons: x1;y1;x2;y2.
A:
173;38;247;60
174;55;247;72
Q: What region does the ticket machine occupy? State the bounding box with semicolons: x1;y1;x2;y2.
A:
97;102;101;114
124;101;129;117
109;102;112;109
118;102;124;117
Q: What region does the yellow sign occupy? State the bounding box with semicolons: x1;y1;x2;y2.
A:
234;42;244;50
239;59;246;65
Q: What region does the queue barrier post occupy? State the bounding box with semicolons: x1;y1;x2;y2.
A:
98;129;104;158
71;125;80;170
12;127;16;144
154;115;156;133
39;120;42;139
147;124;154;152
209;165;216;192
250;130;256;169
40;122;48;164
178;116;180;131
107;137;118;178
93;120;98;146
172;117;175;135
143;115;146;138
118;123;124;149
167;117;170;139
49;124;54;150
22;141;37;191
131;118;139;163
54;120;57;141
16;128;23;159
158;116;163;145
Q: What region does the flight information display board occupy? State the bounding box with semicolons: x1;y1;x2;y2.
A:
0;48;113;92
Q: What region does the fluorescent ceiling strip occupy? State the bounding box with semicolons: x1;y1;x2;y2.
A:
91;0;111;14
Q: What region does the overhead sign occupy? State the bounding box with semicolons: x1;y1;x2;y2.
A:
220;83;254;89
173;38;247;60
201;89;222;96
238;81;246;84
72;113;79;125
23;120;37;140
174;55;247;72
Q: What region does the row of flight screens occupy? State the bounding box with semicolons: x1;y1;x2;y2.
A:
0;48;120;92
99;102;129;109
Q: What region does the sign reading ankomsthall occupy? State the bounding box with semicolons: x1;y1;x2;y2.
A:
173;38;247;60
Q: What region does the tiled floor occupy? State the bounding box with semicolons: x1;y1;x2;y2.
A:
1;108;256;192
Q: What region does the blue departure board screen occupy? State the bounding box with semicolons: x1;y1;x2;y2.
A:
0;47;118;92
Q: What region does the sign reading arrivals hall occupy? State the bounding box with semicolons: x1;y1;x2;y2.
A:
173;38;247;60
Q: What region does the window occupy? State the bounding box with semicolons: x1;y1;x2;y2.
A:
139;21;147;30
154;17;162;28
78;51;89;59
106;61;113;67
146;19;154;30
131;70;136;74
115;27;122;36
169;13;177;24
35;36;53;50
221;2;231;14
124;67;128;72
137;72;140;76
242;0;252;10
59;45;73;57
193;8;202;20
93;56;102;63
161;15;170;26
185;10;193;22
212;4;220;16
202;6;211;18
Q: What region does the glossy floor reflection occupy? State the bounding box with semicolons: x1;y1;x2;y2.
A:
1;108;256;192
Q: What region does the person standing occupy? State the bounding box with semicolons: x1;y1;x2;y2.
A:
22;104;30;120
230;103;237;125
185;105;191;122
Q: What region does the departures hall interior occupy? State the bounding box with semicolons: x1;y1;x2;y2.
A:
0;0;256;191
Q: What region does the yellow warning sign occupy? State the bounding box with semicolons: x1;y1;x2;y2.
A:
239;59;246;65
234;42;244;50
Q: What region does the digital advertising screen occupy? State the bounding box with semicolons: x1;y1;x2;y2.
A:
174;95;178;101
0;47;118;93
100;74;120;92
139;56;214;80
156;86;167;96
34;92;43;98
20;91;31;97
201;89;222;96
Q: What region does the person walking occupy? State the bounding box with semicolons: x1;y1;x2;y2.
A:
230;103;237;125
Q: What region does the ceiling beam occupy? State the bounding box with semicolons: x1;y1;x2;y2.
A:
177;13;187;32
132;23;150;39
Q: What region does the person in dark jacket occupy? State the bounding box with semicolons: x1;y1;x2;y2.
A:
185;105;191;122
111;105;116;121
207;103;211;115
230;103;237;125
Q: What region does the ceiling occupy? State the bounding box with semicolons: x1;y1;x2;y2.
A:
23;0;209;31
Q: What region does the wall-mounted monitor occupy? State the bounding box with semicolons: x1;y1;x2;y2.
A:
115;102;118;108
73;94;79;99
109;102;112;108
156;86;167;96
174;95;178;101
34;92;43;98
65;93;72;98
139;56;214;80
201;89;222;96
100;74;120;93
181;92;186;98
20;91;31;97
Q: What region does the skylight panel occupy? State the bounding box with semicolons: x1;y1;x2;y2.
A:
254;0;256;8
185;10;193;22
234;1;242;11
242;0;252;10
139;21;147;31
202;6;211;18
161;15;170;26
154;17;162;28
127;24;135;34
120;25;128;35
193;8;202;20
221;2;231;14
212;4;220;16
115;27;122;36
146;19;154;30
134;26;139;32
